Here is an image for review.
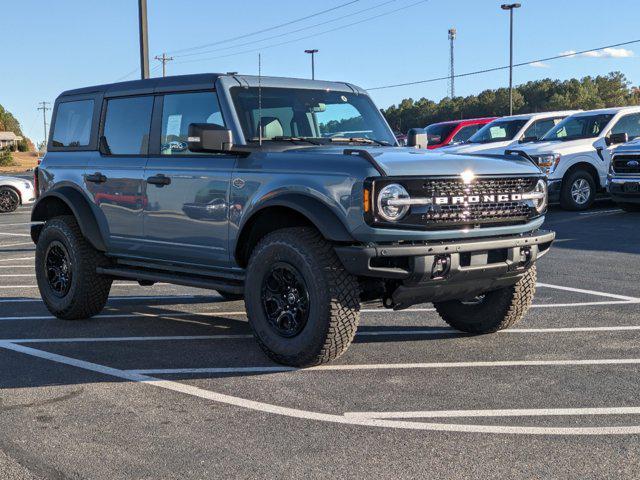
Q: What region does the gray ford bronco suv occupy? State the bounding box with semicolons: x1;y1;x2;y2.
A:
32;73;554;366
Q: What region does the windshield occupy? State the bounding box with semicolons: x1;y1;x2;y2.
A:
541;114;615;141
467;119;528;144
425;123;457;145
230;87;396;145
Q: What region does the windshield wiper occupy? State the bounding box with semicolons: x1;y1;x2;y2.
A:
329;137;390;146
270;136;322;145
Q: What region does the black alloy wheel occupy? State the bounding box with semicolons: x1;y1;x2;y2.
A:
0;187;19;213
44;240;73;298
261;262;310;338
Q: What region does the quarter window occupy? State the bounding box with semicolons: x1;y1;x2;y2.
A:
101;96;154;155
161;91;225;155
51;100;94;148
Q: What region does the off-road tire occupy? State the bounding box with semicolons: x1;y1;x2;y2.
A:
560;170;596;211
35;215;112;320
244;227;360;367
217;290;244;301
434;266;536;334
0;186;20;213
618;202;640;213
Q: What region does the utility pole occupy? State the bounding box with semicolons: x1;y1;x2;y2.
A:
138;0;150;79
501;3;521;115
154;53;174;77
304;49;319;80
37;101;50;149
448;28;456;98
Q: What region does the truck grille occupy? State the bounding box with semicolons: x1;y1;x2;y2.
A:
612;155;640;174
371;176;542;230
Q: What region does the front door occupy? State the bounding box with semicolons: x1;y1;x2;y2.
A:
142;91;236;266
86;95;154;255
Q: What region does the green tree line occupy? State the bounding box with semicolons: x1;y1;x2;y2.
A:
0;104;32;152
382;72;640;133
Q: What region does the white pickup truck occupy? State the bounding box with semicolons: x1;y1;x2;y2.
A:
441;111;579;156
514;107;640;210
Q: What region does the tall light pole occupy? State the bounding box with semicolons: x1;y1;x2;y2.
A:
304;49;319;80
448;28;456;98
138;0;150;79
501;3;521;115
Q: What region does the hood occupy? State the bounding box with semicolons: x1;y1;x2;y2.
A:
614;138;640;154
517;138;597;155
291;146;542;176
439;140;513;155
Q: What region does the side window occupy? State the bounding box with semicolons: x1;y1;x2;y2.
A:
523;118;562;140
451;125;480;143
610;113;640;140
101;96;153;155
51;100;94;148
161;91;225;155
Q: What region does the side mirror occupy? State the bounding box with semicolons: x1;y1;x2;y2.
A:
606;132;628;146
406;128;428;149
519;135;538;144
188;123;233;152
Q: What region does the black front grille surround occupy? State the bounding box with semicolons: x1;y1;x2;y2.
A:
612;154;640;175
366;175;545;230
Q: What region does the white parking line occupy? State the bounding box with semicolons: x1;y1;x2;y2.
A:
0;294;211;304
0;266;33;269
536;282;640;302
0;232;31;237
0;242;34;248
2;341;639;435
126;357;640;375
0;310;246;322
0;256;34;263
344;406;640;419
0;222;38;227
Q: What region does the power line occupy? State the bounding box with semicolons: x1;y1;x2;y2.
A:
36;101;50;149
367;38;640;91
173;0;429;66
172;0;397;59
166;0;361;56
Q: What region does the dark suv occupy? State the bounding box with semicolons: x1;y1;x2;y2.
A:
32;73;554;366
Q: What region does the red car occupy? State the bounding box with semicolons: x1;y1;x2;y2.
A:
424;117;496;149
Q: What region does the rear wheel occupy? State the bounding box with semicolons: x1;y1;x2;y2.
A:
0;187;19;213
244;227;360;367
434;266;536;333
35;215;112;320
618;202;640;213
560;170;596;210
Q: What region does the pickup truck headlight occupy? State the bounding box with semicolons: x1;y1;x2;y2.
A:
377;183;410;222
535;153;561;174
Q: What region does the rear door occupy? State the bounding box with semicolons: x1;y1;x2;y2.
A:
85;95;153;254
142;90;237;266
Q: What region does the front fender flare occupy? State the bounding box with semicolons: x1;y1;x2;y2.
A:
31;187;107;251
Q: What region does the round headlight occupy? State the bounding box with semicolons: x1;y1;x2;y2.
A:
377;183;410;222
534;179;548;213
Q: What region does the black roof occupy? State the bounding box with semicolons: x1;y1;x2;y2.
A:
59;73;224;98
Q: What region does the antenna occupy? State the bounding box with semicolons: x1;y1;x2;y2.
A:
258;53;263;146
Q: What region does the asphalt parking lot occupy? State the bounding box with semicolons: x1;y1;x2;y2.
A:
1;200;640;479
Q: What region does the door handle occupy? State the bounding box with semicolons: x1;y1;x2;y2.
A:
147;174;171;187
86;172;107;184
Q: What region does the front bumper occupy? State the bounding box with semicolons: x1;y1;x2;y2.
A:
335;229;555;308
608;176;640;204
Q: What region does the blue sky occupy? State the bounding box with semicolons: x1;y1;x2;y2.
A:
3;0;639;145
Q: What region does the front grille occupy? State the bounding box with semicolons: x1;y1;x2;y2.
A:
421;177;538;196
612;154;640;174
370;176;542;230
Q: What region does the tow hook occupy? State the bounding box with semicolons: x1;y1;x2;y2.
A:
431;254;451;279
382;296;395;309
520;246;533;266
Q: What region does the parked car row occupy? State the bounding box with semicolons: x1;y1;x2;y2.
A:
416;106;640;211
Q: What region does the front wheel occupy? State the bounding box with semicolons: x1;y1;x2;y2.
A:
560;170;596;211
244;227;360;367
434;266;536;334
0;187;20;213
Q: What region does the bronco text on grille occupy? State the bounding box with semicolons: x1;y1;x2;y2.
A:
369;176;546;230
